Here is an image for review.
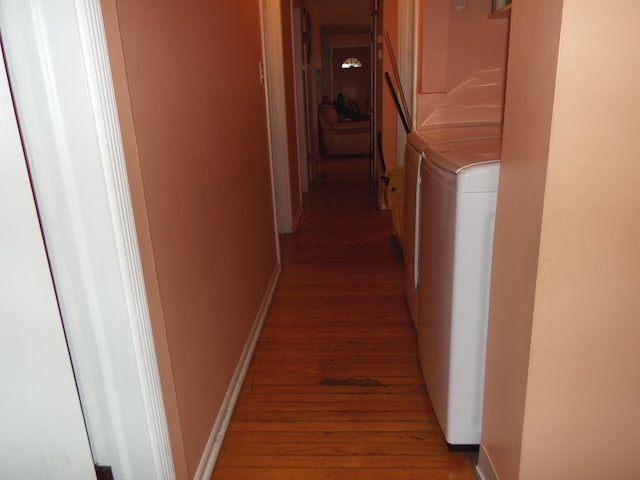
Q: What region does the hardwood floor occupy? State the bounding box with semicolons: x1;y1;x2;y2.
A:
211;157;477;480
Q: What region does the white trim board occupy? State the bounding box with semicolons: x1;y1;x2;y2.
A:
0;1;174;477
0;40;97;480
194;263;282;480
262;0;295;234
292;5;310;193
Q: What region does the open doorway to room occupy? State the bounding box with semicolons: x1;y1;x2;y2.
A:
268;0;414;234
301;0;373;176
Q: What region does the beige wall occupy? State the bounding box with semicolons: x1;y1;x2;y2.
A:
482;0;640;478
101;1;278;478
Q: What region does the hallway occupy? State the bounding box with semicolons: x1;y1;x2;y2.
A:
211;157;476;480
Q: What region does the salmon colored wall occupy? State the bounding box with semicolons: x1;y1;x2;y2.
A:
416;0;509;124
444;0;509;91
518;1;640;477
101;1;278;478
328;33;371;47
281;0;303;226
382;0;399;168
418;0;449;93
483;1;640;478
480;1;564;477
99;2;189;476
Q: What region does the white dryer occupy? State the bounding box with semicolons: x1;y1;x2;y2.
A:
417;132;501;447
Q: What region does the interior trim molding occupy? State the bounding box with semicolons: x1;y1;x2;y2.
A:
292;4;310;193
77;1;176;477
0;1;174;477
476;444;499;480
194;263;282;480
261;0;294;234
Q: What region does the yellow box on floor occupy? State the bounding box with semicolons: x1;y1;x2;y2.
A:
383;167;405;246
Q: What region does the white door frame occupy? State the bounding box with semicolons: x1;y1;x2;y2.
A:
261;0;294;234
0;1;173;478
293;5;310;192
0;40;97;480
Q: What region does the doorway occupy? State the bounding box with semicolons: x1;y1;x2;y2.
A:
270;0;415;229
295;1;375;179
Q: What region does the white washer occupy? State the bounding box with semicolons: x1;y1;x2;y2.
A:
417;133;501;447
403;124;502;332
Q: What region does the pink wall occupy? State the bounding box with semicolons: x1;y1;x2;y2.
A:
416;0;509;124
482;0;640;478
418;0;449;93
518;0;640;477
382;0;399;168
444;0;509;92
480;1;564;476
102;1;278;478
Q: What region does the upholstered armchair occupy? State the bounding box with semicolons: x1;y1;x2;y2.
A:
318;104;370;157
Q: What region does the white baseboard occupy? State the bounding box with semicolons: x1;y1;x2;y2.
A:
193;262;281;480
475;444;499;480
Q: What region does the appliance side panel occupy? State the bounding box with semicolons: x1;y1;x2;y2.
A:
448;184;498;444
418;158;456;437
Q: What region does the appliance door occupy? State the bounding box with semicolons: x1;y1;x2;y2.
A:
418;156;457;442
403;140;422;330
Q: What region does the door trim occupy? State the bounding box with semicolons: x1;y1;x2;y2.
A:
261;0;294;234
0;0;174;477
0;37;97;480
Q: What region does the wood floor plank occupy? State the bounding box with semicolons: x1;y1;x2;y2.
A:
221;430;448;445
212;468;476;480
215;454;472;469
219;442;450;457
240;383;429;395
230;409;438;422
210;157;476;479
234;394;433;411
